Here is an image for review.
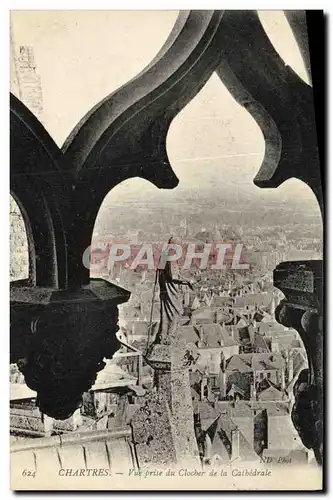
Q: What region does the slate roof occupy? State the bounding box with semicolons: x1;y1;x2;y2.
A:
259;321;286;335
226;371;252;399
216;414;258;462
227;401;253;418
180;323;238;349
192;306;232;324
199;323;238;348
211;296;234;308
131;320;159;337
252;353;283;372
253;333;270;352
234;293;272;308
195;402;221;431
130;339;147;352
257;385;284;401
179;325;199;345
251;401;290;416
211;433;230;462
227;383;247;399
226;354;253;373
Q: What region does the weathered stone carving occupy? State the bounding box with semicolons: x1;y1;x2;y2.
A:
132;259;200;467
215;11;322;212
10;280;129;419
10;11;231;419
274;261;323;465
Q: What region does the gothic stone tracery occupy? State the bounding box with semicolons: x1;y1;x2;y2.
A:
10;10;323;465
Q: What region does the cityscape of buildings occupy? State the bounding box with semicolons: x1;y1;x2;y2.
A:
10;34;322;473
10;218;321;467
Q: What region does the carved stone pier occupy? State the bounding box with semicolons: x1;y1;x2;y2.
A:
274;260;323;465
10;279;130;419
131;320;200;469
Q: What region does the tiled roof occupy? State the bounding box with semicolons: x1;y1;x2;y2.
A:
252;353;283;371
211;432;230;461
215;414;258;461
180;323;238;349
258;321;286;335
234;293;272;308
192;306;232;324
221;327;239;347
251;401;289;416
179;324;200;345
217;413;236;441
130;339;147;352
227;383;247;399
211;296;233;307
196;402;220;430
257;385;284;401
226;354;253;373
228;401;253;418
226;372;251;399
253;333;270;352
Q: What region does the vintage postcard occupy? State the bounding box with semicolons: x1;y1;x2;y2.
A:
10;10;324;491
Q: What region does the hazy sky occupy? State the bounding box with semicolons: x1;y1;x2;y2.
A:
10;10;321;216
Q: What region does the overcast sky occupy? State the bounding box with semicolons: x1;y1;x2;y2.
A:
10;10;320;214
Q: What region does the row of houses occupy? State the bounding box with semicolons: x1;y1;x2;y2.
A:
193;398;311;466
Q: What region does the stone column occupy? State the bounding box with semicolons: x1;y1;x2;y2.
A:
131;321;200;469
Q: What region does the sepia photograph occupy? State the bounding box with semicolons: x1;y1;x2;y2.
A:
9;8;324;491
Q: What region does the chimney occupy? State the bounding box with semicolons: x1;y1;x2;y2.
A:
288;354;294;384
250;383;257;401
137;354;143;386
221;352;226;372
204;433;213;461
231;427;240;461
281;361;286;394
201;372;208;401
72;408;83;430
42;413;54;438
184;287;190;308
220;355;227;399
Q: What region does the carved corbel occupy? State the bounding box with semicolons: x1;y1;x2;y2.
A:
10;11;232;419
274;260;323;465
